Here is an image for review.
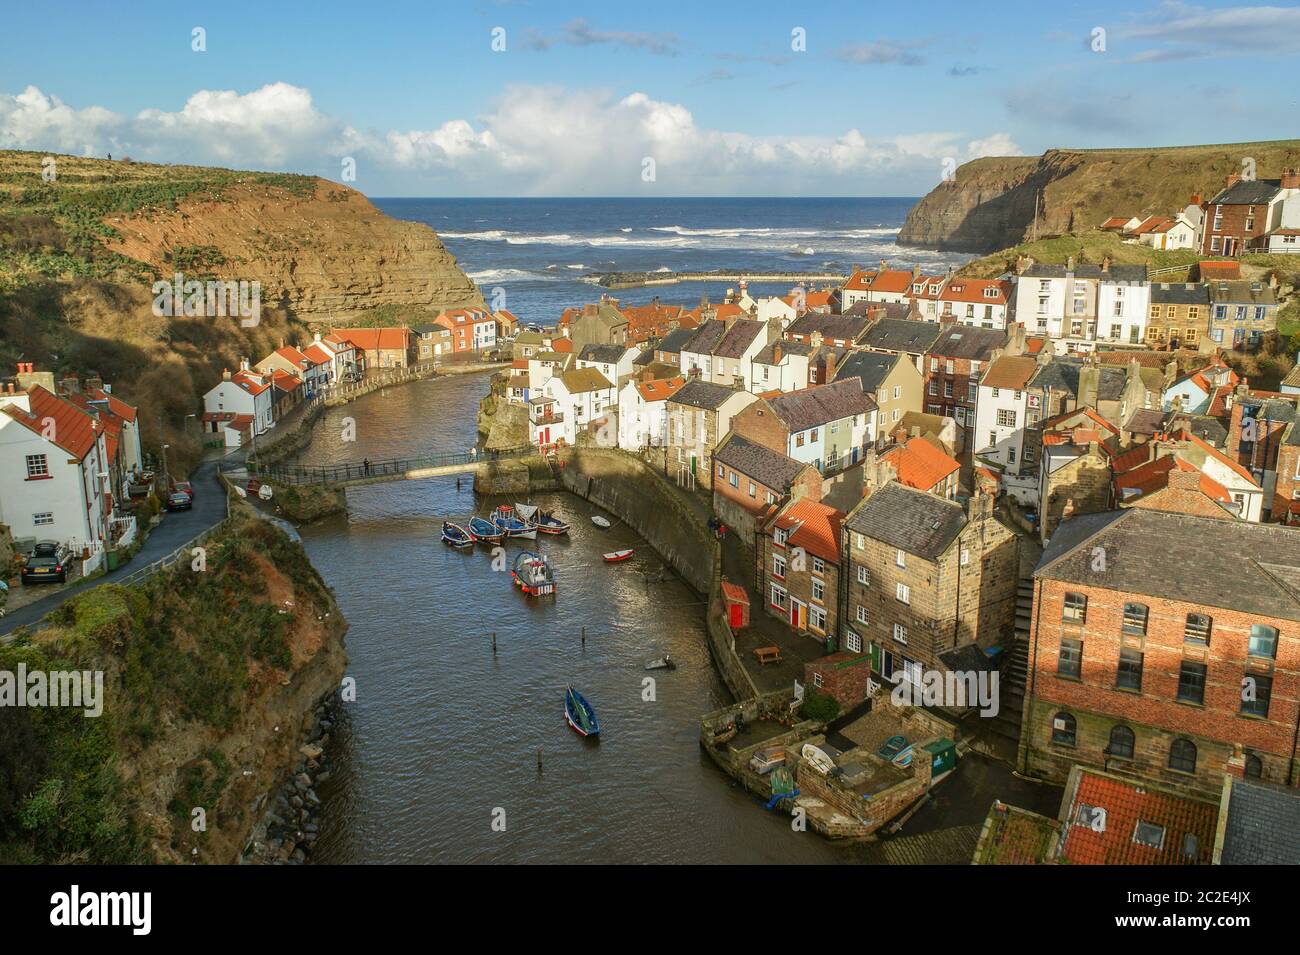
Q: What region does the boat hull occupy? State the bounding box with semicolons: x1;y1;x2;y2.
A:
442;521;473;548
603;549;634;563
564;688;600;737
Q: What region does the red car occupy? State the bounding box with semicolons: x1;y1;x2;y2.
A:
173;480;194;501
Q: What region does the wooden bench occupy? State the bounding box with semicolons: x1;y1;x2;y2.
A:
754;646;782;666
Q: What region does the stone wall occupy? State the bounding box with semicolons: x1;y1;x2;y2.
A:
560;448;715;593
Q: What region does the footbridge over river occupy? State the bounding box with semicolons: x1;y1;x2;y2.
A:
240;447;539;489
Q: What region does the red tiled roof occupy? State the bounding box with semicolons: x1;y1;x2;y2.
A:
772;498;844;563
231;370;272;396
1199;260;1241;279
1059;771;1217;865
1101;216;1132;229
304;343;335;365
86;388;137;422
551;337;573;353
880;436;960;492
271;371;303;392
337;327;412;351
635;376;686;402
982;355;1037;390
1113;455;1232;505
2;385;100;459
275;345;312;367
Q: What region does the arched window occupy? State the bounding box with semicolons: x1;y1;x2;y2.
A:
1051;712;1077;746
1245;753;1263;779
1169;738;1197;774
1108;725;1135;760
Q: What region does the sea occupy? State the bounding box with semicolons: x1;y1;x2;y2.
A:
372;197;973;323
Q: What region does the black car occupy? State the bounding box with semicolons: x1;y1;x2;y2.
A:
165;491;193;512
22;545;71;584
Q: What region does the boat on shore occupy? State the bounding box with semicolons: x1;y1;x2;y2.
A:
564;685;600;737
441;521;473;548
603;548;634;563
468;515;506;544
493;504;537;540
511;551;555;596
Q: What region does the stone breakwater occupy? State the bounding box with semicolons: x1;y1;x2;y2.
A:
241;693;342;864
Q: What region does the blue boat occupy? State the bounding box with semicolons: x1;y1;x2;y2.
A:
564;685;600;737
468;515;505;544
492;504;537;540
441;521;472;548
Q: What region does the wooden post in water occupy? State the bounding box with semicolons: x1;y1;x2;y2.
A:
536;748;543;774
491;632;497;655
581;626;586;648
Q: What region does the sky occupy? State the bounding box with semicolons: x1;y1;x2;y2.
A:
1;0;1297;197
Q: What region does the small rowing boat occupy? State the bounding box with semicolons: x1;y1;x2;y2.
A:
644;653;675;670
468;515;505;544
564;685;600;738
441;521;473;548
511;551;555;596
603;548;634;563
591;515;611;529
535;511;571;535
493;504;537;540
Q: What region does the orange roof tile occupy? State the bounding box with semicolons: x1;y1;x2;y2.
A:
231;370;272;396
1059;771;1217;865
1114;455;1232;504
982;355;1037;390
635;376;686;402
880;436;960;492
772;498;844;563
337;327;412;351
2;385;100;459
304;343;335;365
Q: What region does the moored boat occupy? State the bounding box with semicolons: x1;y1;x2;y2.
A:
644;653;675;670
493;504;537;540
603;548;634;563
590;514;611;528
535;511;571;535
511;550;555;596
468;515;506;544
441;521;473;548
564;685;600;737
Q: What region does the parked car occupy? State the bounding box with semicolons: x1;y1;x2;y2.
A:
22;543;72;584
173;480;194;501
165;491;193;512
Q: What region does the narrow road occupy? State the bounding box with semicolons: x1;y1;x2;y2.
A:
0;458;231;638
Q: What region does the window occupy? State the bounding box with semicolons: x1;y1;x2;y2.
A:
960;547;970;566
1062;592;1087;623
770;584;788;609
1051;712;1077;746
796;432;805;448
810;606;827;631
1244;753;1263;779
809;556;825;575
772;554;786;579
1177;661;1206;704
896;582;910;604
25;454;48;478
846;630;862;653
812;579;825;603
1248;624;1278;659
892;623;908;644
1168;738;1197;774
774;527;788;546
810;428;818;442
892;386;901;400
1241;674;1272;718
1121;603;1148;635
1058;638;1082;678
729;471;738;488
1133;820;1166;850
717;463;725;477
33;512;54;526
1108;725;1135;760
856;605;869;626
1184;614;1211;646
1116;649;1143;690
857;565;870;586
895;549;906;568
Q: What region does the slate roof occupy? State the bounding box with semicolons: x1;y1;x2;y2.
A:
860;318;944;355
833;351;900;395
785;311;871;343
1150;283;1210;306
1208;280;1278;306
1020;263;1148;282
1123;408;1166;435
930;325;1006;361
753;340;814;364
1167;412;1228;447
714;433;809;490
578;343;628;365
1035;508;1300;621
767;379;876;432
1209;178;1282;206
559;367;613;394
843;481;967;561
1029;358;1128;401
1218;778;1300;865
713;319;766;359
669;378;740;411
655;327;696;355
682;319;728;355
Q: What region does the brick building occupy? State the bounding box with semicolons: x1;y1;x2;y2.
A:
1200;173;1294;256
923;324;1008;428
712;432;823;542
760;497;845;643
1146;283;1210;350
1018;508;1300;799
841;482;1020;690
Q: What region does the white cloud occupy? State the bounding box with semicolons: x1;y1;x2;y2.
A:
1117;2;1300;61
0;82;1021;195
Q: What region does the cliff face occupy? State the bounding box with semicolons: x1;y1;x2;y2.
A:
103;179;483;320
898;141;1300;253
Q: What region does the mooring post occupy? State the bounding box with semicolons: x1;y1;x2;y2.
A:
491;631;497;655
537;748;543;774
581;626;586;648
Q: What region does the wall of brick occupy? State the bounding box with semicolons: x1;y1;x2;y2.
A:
730;400;790;454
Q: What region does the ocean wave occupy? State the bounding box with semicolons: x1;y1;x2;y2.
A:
467;267;552;283
566;264;586;270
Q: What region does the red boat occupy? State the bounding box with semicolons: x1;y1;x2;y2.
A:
603;549;634;563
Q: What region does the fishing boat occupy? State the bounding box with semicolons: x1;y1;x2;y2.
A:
535;510;571;535
591;515;611;529
564;685;600;738
441;521;473;548
467;515;505;544
644;653;675;670
603;548;634;563
511;551;555;596
492;504;537;540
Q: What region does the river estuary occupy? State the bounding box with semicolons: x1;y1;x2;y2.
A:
287;371;876;863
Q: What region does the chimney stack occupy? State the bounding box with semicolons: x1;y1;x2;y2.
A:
1225;172;1242;189
1283;167;1300;190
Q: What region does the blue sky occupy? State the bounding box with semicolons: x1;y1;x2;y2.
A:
1;0;1297;195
